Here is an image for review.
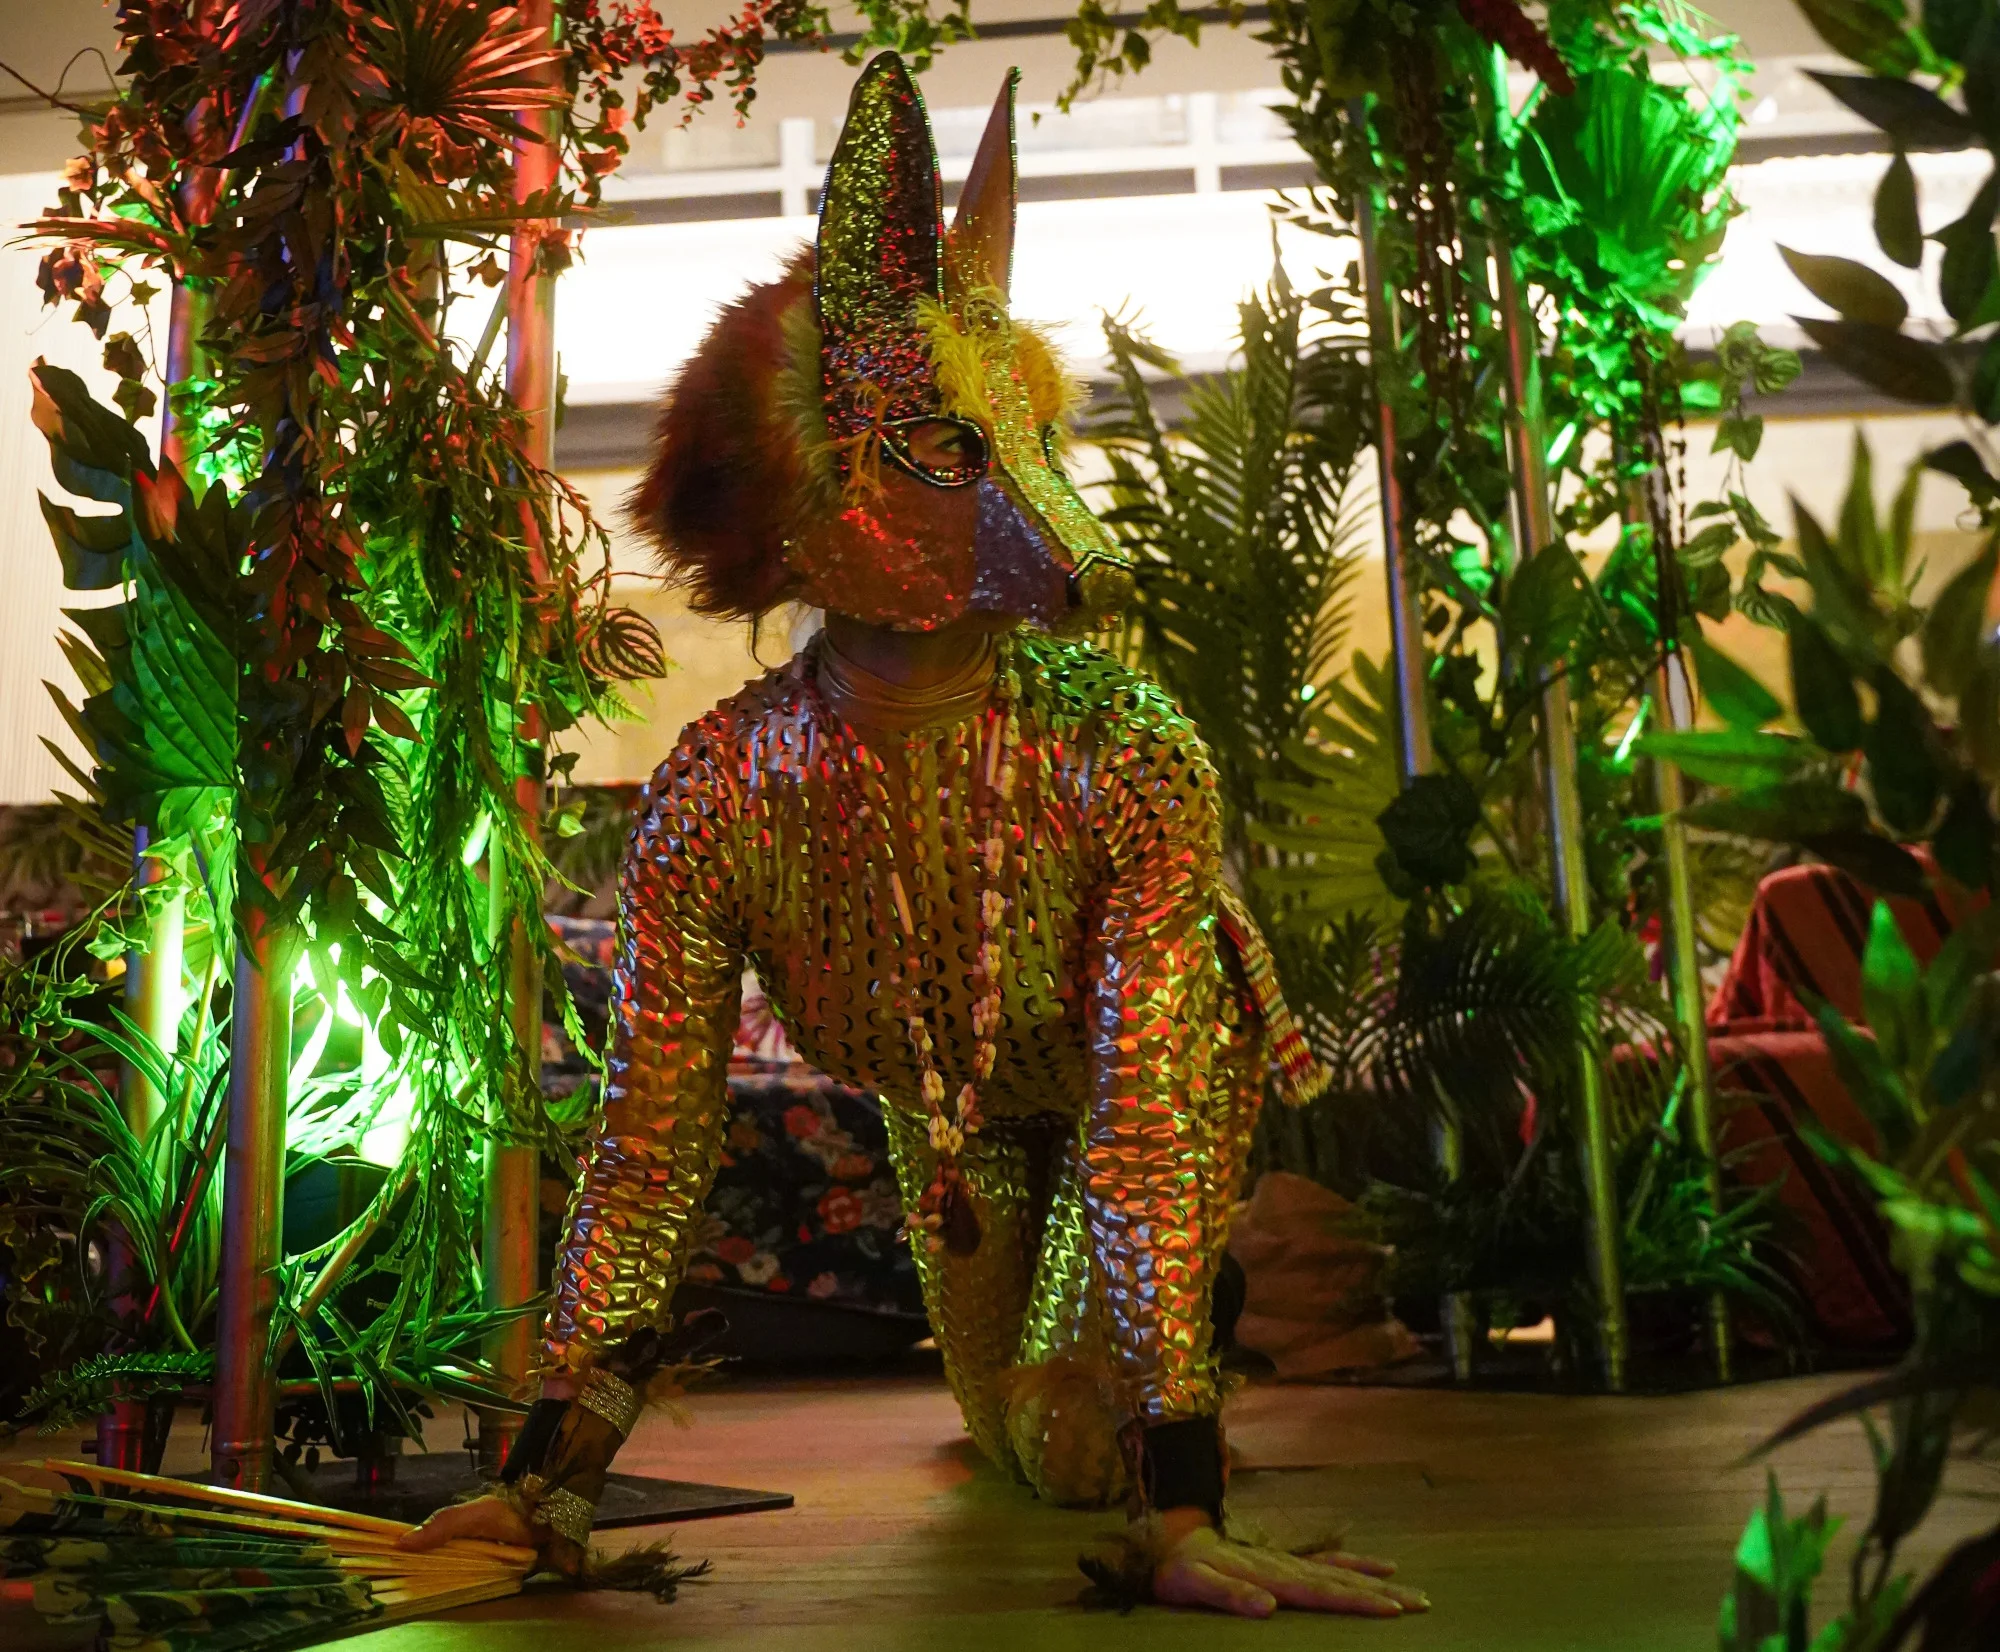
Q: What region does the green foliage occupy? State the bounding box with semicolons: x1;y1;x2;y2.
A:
1659;401;2000;1648
1680;328;1807;628
1072;4;1775;1347
844;0;974;69
1370;891;1658;1149
1513;48;1741;334
1250;652;1405;927
7;0;905;1441
0;930;228;1396
1355;1071;1795;1351
18;1352;214;1437
32;362;239;943
1092;266;1378;895
1235;5;1787;947
1644;438;1995;903
1717;1476;1848;1652
1779;7;2000;527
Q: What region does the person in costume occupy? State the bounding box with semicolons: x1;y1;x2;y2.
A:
405;54;1425;1620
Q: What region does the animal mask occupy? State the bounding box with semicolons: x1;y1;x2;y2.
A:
793;52;1132;632
635;53;1133;634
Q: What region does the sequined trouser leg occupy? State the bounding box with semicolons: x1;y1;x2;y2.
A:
881;1007;1268;1509
881;1106;1055;1472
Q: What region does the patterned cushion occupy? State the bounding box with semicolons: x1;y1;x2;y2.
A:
1707;861;1989;1351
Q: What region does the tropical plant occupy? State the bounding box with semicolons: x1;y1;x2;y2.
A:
1084;269;1786;1352
1090;268;1381;901
1742;0;2000;533
1063;3;1808;1376
0;922;227;1417
1657;442;2000;1643
1710;906;2000;1649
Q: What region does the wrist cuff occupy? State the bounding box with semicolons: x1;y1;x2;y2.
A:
1138;1416;1225;1524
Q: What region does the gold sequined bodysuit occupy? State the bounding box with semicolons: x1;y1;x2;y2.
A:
544;631;1314;1499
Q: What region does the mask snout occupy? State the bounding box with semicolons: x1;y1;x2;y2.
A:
969;480;1069;625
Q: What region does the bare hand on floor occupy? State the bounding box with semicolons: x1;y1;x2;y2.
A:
1153;1519;1429;1619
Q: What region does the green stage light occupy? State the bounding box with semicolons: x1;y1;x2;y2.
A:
462;812;493;868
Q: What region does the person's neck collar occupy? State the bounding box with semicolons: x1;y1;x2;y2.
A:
815;626;999;733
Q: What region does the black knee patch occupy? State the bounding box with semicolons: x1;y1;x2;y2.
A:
1210;1251;1246;1351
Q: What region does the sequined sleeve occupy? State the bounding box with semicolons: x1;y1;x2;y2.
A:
1080;692;1227;1423
542;723;746;1373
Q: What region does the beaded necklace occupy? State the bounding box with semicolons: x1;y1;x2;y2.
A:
815;635;1023;1257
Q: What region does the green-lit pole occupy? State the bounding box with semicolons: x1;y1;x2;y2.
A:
211;859;295;1492
208;73;293;1492
1483;56;1628;1392
1349;97;1476;1382
95;283;200;1475
98;75;269;1471
1655;658;1732;1381
478;0;559;1472
1624;478;1731;1382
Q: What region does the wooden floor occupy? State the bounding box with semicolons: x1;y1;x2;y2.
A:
7;1367;1994;1651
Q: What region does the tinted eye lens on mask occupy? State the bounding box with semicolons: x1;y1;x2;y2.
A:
886;418;990;488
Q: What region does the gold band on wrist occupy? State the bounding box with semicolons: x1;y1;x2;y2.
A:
576;1367;642;1437
532;1483;598;1548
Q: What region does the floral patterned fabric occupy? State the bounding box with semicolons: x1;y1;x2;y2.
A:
546;917;923;1321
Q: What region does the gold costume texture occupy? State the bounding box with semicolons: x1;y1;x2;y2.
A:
545;633;1317;1494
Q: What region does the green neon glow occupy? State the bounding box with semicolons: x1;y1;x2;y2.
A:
1612;696;1651;765
288;942;416;1166
462;812;492;867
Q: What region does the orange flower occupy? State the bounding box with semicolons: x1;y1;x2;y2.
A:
818;1187;864;1235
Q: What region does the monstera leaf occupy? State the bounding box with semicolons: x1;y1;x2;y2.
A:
31;362;238;844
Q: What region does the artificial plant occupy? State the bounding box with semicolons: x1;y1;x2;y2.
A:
1662;10;2000;1632
3;0;942;1461
1070;2;1795;1372
1684;451;2000;1651
1087;272;1790;1362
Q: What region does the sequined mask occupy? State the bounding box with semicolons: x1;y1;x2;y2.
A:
787;53;1134;634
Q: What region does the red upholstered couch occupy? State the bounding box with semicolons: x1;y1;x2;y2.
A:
1707;862;1988;1351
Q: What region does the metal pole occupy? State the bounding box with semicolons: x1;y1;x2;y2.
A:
478;0;558;1471
125;272;208;1121
1489;224;1629;1398
1349;97;1476;1382
1350;107;1431;785
1625;472;1731;1383
1654;655;1732;1380
97;153;219;1471
208;73;297;1494
1476;46;1626;1391
211;852;294;1491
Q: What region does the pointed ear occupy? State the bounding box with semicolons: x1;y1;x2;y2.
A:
951;68;1018;297
816;52;944;442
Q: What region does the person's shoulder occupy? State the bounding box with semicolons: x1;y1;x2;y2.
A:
648;653;814;797
1016;633;1187;732
1016;633;1204;759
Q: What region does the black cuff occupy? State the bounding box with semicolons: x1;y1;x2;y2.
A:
1139;1416;1225;1524
499;1397;568;1485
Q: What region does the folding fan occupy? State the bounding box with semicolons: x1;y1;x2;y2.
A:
1;1459;534;1652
